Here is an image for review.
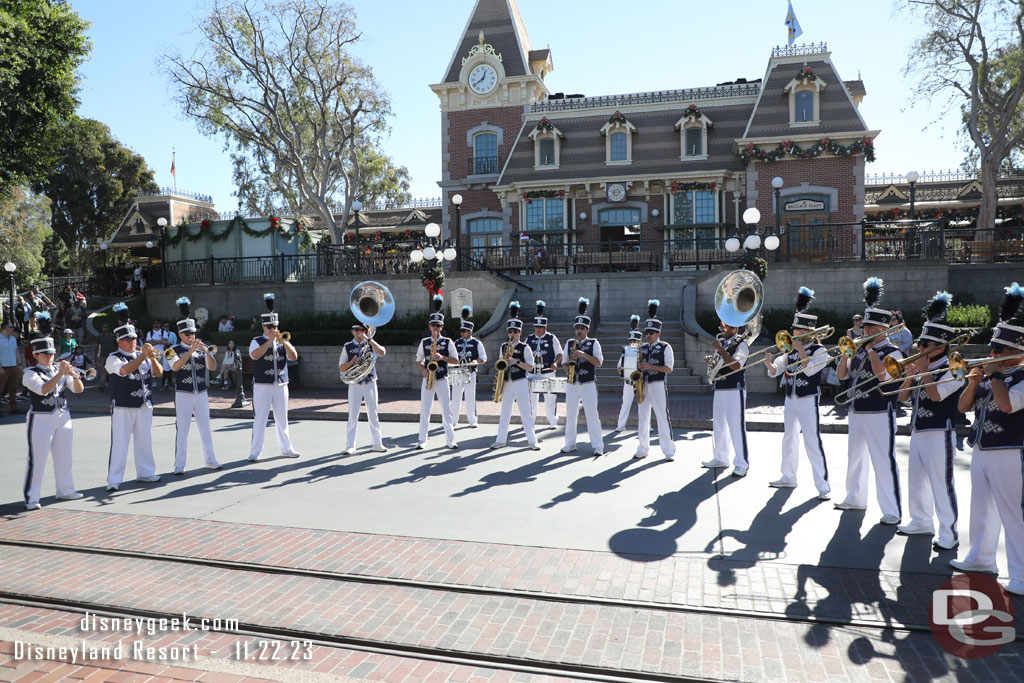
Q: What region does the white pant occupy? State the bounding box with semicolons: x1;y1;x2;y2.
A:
108;404;157;486
418;377;455;444
712;388;748;468
960;446;1024;581
616;382;636;430
450;372;478;426
250;383;295;458
495;379;537;445
24;409;75;506
905;428;959;547
778;394;830;495
564;382;603;452
530;375;559;427
842;409;901;518
174;391;217;470
637;381;675;457
347;381;382;448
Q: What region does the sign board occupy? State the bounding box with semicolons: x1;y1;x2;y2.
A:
785;199;825;212
194;307;210;328
451;288;473;318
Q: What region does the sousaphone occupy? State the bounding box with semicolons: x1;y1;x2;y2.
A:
341;281;395;384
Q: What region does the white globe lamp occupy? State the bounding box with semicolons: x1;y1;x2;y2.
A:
725;238;741;253
424;223;441;239
764;235;781;251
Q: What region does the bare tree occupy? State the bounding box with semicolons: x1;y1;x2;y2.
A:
904;0;1024;239
161;0;390;243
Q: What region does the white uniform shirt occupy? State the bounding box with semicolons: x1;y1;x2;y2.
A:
105;353;153;378
766;345;828;378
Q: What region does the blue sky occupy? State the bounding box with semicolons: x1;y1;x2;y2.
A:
73;0;965;212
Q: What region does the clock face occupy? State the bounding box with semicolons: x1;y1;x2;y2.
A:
608;183;626;202
469;64;498;94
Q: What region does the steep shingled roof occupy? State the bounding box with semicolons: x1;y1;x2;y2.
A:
442;0;534;83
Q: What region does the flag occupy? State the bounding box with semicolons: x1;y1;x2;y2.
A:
785;2;803;46
170;151;176;177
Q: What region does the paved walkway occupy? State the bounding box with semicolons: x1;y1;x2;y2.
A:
63;386;918;434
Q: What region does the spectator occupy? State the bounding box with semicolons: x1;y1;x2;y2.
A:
889;311;914;355
845;314;864;341
132;262;142;295
95;323;117;392
68;301;86;339
14;295;33;334
30;285;54;312
218;315;234;332
214;339;241;387
57;329;78;358
58;285;73;310
139;275;147;296
69;346;93;377
125;277;134;297
0;322;21;415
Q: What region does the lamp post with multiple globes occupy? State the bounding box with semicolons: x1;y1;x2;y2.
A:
724;207;780;259
4;262;15;327
451;194;463;270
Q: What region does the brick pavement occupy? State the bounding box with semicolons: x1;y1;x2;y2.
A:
62;387;907;434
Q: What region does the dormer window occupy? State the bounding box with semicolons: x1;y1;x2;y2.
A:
784;65;826;128
675;105;712;161
600;111;636;165
528;118;564;170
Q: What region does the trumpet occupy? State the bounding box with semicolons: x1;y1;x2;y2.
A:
205;343;218;356
68;367;97;382
828;323;906;360
164;347;177;361
280;331;291;342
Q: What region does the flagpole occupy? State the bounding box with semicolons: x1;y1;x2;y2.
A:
172;148;177;193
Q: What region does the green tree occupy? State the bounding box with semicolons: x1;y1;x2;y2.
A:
35;118;158;273
162;0;393;244
0;0;90;190
0;187;52;292
41;231;69;277
904;0;1024;239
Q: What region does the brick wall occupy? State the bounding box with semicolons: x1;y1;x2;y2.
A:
452;188;504;248
447;106;523;181
751;157;859;224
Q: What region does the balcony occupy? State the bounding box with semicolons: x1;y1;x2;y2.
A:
467;155;500;176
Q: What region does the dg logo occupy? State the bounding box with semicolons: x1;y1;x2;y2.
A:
930;573;1016;658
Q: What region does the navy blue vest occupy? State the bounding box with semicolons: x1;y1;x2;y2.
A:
501;341;530;382
849;341;901;414
968;367;1024;450
566;338;598;384
25;365;68;414
912;358;962;432
782;343;825;399
420;336;453;381
454;337;483;373
642;341;669;383
172;343;209;393
252;336;288;385
343;340;376;383
109;350;152;408
713;336;747;390
525;332;559;373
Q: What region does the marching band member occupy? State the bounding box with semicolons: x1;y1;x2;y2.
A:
702;320;750;477
144;318;171;390
105;302;162;491
614;315;643;432
22;312;83;509
339;320;387;454
951;283;1024;594
835;277;903;524
633;300;676;460
763;287;830;498
491;302;539;450
416;294;458;449
526;301;562;429
895;291;962;550
561;298;604;456
452;306;486;427
248;293;301;461
170;297;221;474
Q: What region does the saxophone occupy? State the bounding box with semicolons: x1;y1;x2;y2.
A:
566;339;577;384
426;337;438;390
631;341;645;404
492;340;515;402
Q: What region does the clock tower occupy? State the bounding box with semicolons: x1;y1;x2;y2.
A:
430;0;552;248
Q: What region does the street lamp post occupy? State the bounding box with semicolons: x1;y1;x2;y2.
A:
156;217;168;287
3;262;15;327
451;194;463;270
725;208;780;258
351;200;363;274
410;223;458;298
771;176;784;261
906;170;919;220
100;243;109;295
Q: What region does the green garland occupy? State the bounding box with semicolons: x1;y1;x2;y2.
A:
741;136;875;165
535;117;555;133
794;65;817;82
523;189;566;201
741;254;768;281
671;181;718;193
160;215;313;250
607;110;629;126
420;263;446;296
682;104;704;122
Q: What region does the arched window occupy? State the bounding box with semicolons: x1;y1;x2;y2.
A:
610;133;627;161
684;128;702;157
539;138;555;166
795;91;814;123
473;133;498;174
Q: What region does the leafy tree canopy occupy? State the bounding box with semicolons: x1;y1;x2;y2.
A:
0;187;53;291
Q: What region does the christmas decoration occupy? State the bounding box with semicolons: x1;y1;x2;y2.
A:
741;136;875;165
535;117;555;133
161;215;313;250
794;64;817;82
607;111;629;126
682;104;704;122
741;254;768;281
420;264;446;296
523;189;566;201
671;181;718;193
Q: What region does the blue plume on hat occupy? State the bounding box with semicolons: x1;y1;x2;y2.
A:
795;287;814;313
630;314;640;330
264;292;275;312
578;297;589;315
648;299;660;318
924;291;953;323
863;277;883;308
113;301;130;324
176;296;191;319
461;306;472;320
509;300;520;319
536;300;546;316
35;311;52;336
1000;282;1024;322
432;294;443;313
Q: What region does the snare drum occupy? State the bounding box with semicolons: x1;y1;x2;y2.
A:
531;377;567;394
448;367;472;386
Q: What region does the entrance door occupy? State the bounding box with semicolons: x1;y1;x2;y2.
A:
784;214;830;261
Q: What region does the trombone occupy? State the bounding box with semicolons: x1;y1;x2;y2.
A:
892;351;1024;394
780;326;836;372
875;332;974;391
827;323;906;361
